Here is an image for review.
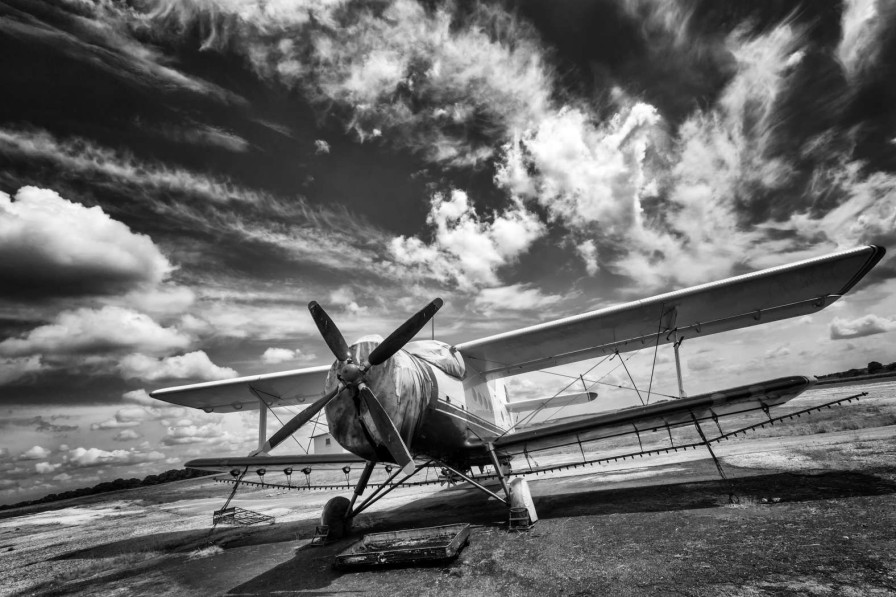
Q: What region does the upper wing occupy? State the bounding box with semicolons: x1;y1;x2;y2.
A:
457;245;884;380
149;365;331;413
492;376;812;458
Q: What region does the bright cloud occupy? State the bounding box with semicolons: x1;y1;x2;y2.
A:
65;446;165;468
0;306;191;358
0;186;173;298
262;348;298;364
90;406;155;430
118;351;237;381
830;314;896;339
113;429;143;442
473;284;564;315
159;0;555;166
35;462;62;474
21;445;51;460
391;189;544;289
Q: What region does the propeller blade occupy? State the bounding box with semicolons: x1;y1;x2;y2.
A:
254;384;342;455
358;384;416;476
309;301;351;362
368;298;443;366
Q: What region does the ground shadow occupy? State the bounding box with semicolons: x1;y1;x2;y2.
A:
54;518;319;560
225;468;896;595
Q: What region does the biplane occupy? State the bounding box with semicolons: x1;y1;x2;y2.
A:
152;244;885;535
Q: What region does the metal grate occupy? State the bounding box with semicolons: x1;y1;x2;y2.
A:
212;506;275;526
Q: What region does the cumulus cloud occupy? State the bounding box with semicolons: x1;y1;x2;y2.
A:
0;186;173;298
35;462;62;474
64;446;165;468
391;189;544;289
118;350;237;381
0;356;43;385
90;406;155;430
0;306;191;361
21;445;51;460
113;429;143;442
830;314;896;339
262;348;298;365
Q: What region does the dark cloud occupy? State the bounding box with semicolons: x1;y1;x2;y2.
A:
0;415;78;433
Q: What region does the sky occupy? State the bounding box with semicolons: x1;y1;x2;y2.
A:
1;0;895;505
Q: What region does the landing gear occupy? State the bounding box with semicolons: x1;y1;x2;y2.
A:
321;496;352;539
508;478;537;530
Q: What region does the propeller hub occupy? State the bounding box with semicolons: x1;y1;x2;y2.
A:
339;362;364;385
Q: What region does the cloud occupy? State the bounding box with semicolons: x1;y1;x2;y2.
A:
0;1;242;103
0;128;396;277
90;406;155;430
0;306;191;360
162;422;231;446
576;240;599;276
35;462;62;474
113;429;143;442
473;284;563;315
262;348;298;365
152;0;556;167
141;120;250;152
64;446;165;467
314;139;330;154
838;0;893;79
390;189;544;289
830;314;896;339
21;445;51;460
496;103;662;233
0;356;43;385
122;388;170;408
0;186;173;298
118;351;238;382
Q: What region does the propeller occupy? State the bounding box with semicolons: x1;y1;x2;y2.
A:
252;298;442;477
368;298;443;366
357;383;416;476
309;301;351;362
251;384;344;455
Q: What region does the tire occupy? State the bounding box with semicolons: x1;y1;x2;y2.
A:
321;496;352;539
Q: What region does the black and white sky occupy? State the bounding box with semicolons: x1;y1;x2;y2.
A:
1;0;895;504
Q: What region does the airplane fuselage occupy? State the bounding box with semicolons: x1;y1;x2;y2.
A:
324;338;506;468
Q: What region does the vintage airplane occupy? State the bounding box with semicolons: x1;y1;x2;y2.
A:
152;244;885;536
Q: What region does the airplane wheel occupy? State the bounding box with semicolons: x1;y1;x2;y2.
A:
321;496;352;539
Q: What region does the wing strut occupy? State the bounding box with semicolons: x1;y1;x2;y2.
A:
673;336;686;399
616;350;646;406
690;411;737;504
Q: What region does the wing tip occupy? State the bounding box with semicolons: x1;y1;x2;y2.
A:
838;244;887;295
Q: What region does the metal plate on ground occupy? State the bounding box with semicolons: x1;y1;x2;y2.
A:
335;523;471;568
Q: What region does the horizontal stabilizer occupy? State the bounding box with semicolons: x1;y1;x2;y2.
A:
506;392;597;413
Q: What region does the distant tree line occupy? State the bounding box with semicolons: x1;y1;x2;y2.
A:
0;468;214;511
817;360;896;380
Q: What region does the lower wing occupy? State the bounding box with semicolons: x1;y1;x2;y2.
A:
492;376;813;459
